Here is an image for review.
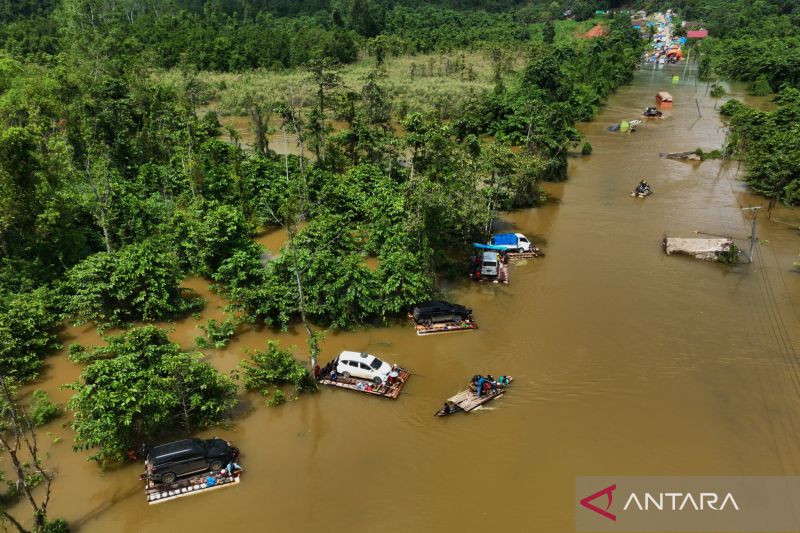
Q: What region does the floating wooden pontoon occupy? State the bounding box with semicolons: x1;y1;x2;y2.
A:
318;367;411;399
145;472;240;505
410;317;478;336
506;247;545;260
435;377;513;416
663;237;733;261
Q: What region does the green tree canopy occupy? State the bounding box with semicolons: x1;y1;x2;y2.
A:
67;326;238;464
64;239;201;327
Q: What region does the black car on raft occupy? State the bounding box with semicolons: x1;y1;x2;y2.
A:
146;438;235;485
412;300;472;326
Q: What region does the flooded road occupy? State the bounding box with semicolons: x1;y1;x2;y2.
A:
19;66;800;532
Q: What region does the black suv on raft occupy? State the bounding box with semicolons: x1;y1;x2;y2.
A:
146;438;233;485
412;300;472;326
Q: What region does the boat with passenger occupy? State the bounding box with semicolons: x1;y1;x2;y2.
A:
435;375;512;416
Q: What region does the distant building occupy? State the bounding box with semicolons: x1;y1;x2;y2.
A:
686;30;709;39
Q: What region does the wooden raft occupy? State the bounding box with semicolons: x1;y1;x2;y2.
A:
411;318;478;336
506;248;545;260
318;368;411;399
146;473;240;505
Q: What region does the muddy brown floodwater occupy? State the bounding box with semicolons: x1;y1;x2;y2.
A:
14;67;800;532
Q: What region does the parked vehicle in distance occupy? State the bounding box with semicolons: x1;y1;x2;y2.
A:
489;233;533;253
412;300;472;326
146;438;233;485
336;351;393;384
481;251;499;278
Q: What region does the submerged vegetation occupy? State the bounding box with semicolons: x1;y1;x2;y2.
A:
66;326;238;463
684;0;800;205
723;88;800;206
237;341;316;403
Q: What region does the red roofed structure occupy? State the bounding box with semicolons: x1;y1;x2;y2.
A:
687;30;708;38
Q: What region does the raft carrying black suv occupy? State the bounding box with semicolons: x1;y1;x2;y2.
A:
146;438;233;485
412;300;472;325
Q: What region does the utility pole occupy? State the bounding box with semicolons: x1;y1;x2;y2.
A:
741;206;762;263
682;46;691;80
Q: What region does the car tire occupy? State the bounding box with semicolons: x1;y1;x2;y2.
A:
373;376;383;385
161;472;176;484
209;460;223;472
342;371;351;378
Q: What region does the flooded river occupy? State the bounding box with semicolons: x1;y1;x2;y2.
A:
17;66;800;532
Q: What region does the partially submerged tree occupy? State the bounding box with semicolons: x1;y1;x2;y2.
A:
67;326;237;464
710;82;726;109
0;376;67;533
726;87;800;205
64;239;202;328
237;341;314;403
266;95;322;369
306;58;342;164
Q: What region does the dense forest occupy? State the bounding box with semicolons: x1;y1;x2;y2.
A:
0;0;624;68
2;0;798;529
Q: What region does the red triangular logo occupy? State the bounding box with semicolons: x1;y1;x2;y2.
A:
580;484;617;521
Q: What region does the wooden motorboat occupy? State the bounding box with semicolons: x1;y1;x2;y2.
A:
435;376;513;416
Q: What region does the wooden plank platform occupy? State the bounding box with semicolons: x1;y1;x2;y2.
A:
458;388;507;412
507;249;544;260
436;377;513;416
318;368;411;399
146;473;240;505
412;319;478;336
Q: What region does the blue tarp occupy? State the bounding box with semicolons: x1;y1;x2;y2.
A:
490;233;518;246
473;243;506;251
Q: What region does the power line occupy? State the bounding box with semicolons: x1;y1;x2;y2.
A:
741;206;762;263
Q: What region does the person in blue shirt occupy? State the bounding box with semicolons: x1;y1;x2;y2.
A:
226;461;242;477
